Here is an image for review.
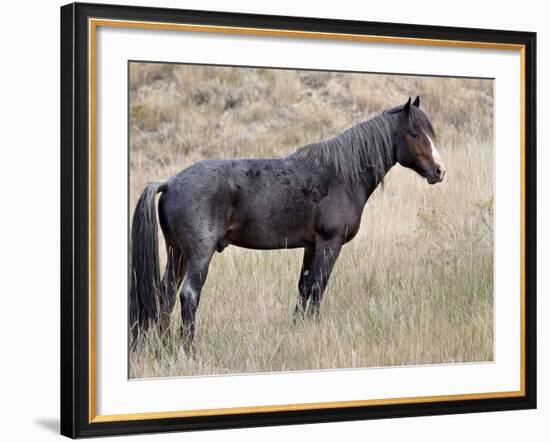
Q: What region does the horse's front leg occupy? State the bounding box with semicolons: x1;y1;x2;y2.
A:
293;246;315;323
306;239;342;319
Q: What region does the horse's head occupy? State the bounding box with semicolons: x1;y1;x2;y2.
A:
391;96;446;185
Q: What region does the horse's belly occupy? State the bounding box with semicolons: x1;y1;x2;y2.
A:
227;236;306;250
225;214;313;250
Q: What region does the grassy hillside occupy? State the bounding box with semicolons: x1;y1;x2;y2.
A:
129;63;494;378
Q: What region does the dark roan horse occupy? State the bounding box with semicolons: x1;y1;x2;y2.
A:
130;96;446;351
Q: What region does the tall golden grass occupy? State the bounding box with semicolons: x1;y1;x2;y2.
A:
129;63;494;378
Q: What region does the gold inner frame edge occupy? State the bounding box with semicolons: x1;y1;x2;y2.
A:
87;18;527;423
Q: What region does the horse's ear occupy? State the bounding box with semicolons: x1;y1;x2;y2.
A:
403;97;412;115
412;96;420;107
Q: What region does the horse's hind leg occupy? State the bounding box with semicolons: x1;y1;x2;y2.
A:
159;243;185;339
293;246;315;323
158;194;186;339
179;247;215;352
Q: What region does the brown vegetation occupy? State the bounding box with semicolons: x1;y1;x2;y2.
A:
129;63;494;378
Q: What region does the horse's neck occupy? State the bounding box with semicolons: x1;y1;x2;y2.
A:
353;152;396;207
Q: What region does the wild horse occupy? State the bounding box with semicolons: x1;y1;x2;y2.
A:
130;96;446;350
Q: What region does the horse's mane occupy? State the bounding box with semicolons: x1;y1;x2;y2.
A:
291;106;435;189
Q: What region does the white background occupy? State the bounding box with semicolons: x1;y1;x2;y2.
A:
0;0;546;440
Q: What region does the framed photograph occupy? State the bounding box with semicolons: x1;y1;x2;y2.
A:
60;2;536;438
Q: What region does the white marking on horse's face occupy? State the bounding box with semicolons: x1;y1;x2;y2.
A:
304;270;309;276
426;134;445;175
426;133;442;164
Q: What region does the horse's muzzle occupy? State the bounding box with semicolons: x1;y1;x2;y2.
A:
426;164;446;184
434;164;446;182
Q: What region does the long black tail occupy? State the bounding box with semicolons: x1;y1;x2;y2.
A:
129;181;167;346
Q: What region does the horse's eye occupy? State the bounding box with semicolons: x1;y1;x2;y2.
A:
410;132;418;139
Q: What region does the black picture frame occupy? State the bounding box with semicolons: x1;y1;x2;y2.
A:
60;2;537;438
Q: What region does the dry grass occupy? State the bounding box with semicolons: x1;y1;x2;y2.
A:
129;63;494;378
